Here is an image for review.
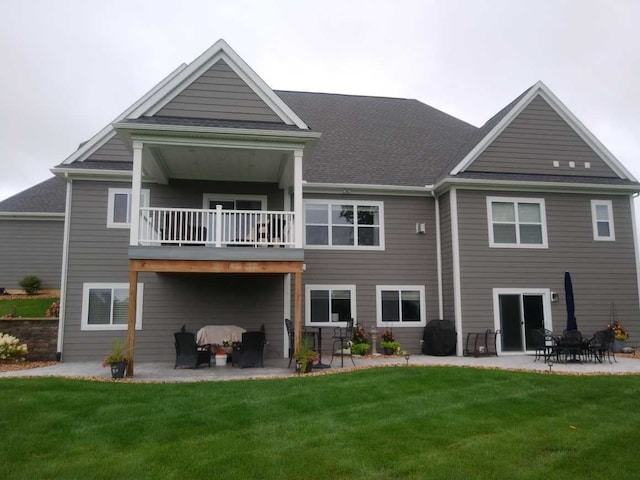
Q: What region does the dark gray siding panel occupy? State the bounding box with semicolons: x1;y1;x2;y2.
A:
302;194;438;354
0;220;64;289
86;135;132;162
156;60;283;123
62;180;288;362
469;95;618;178
456;189;639;340
438;192;455;323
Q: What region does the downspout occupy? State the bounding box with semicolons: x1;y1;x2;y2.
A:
56;174;72;360
431;190;444;319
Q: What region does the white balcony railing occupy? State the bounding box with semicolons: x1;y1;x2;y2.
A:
138;205;295;247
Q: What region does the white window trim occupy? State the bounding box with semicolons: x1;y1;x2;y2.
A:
305;284;357;327
303;199;385;250
376;285;427;327
81;282;144;331
202;193;268;210
486;196;548;249
107;188;150;229
591;199;615;241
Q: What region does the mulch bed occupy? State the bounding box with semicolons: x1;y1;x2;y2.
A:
0;361;58;373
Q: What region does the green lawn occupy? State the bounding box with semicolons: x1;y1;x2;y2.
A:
1;367;639;479
0;298;57;318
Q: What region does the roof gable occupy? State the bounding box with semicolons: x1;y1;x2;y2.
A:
155;59;283;123
128;39;308;129
450;81;637;181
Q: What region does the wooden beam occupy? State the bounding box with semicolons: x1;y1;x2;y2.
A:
126;267;138;377
294;271;303;355
130;259;304;274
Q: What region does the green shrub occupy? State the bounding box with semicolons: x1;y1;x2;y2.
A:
18;275;41;295
350;342;370;355
0;333;28;362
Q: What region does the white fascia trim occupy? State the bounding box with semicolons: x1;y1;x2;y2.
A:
61;64;187;165
129;39;309;129
52;168;134;181
0;212;64;220
125;134;309;153
450;81;637;181
435;177;640;195
303;182;434;197
450;84;540;175
113;122;320;142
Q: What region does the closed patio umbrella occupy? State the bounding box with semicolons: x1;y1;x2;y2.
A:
564;271;578;332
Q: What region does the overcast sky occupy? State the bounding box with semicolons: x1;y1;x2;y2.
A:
1;0;639;202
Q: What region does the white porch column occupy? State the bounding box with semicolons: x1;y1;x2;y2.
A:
129;141;143;246
293;149;303;248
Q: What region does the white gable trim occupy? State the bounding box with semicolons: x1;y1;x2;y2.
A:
128;39;309;130
450;81;637;182
61;64;188;165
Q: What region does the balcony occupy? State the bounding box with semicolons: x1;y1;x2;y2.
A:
138;205;296;248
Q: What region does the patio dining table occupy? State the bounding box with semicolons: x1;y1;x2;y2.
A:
197;325;246;346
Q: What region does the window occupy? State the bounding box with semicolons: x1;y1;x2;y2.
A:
81;283;143;331
304;200;384;249
487;197;548;248
591;200;615;241
107;188;150;228
376;286;426;327
305;285;356;326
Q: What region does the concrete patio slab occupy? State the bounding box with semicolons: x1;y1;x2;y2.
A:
1;353;639;382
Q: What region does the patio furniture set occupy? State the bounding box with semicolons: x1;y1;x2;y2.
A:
532;328;617;364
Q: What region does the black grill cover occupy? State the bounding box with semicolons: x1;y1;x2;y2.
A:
422;319;456;356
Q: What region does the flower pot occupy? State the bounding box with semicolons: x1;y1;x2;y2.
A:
215;354;227;367
304;362;313;373
613;339;625;353
383;347;395;355
110;361;127;379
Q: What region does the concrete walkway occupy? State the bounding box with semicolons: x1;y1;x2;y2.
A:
2;353;639;382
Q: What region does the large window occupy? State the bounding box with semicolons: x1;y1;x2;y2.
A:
376;285;426;327
305;285;356;326
107;188;149;228
591;200;615;241
487;197;547;248
81;283;143;331
304;200;384;249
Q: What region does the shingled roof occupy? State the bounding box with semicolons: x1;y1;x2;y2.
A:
0;177;66;213
276;91;478;186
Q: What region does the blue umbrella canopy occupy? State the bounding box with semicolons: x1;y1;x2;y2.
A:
565;271;578;331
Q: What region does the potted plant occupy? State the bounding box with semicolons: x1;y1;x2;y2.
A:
215;348;228;367
102;340;130;379
294;337;319;373
608;320;629;352
380;329;401;355
351;325;370;356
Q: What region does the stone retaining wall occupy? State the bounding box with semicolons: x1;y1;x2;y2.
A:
0;318;58;361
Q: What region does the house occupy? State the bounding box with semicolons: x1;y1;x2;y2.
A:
2;39;638;373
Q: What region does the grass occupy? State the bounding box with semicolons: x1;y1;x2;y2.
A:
1;367;640;479
0;298;57;318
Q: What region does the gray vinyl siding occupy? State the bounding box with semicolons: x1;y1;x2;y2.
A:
301;194;438;354
86;135;132;162
469;95;617;178
62;179;288;362
438;192;455;324
455;189;639;341
156;60;283;123
0;219;64;289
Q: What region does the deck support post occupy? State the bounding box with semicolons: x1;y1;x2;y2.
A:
126;266;138;377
